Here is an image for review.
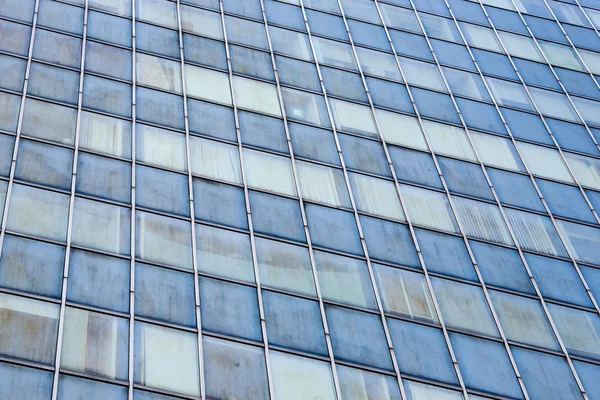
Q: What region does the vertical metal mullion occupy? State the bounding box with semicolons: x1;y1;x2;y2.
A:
175;2;205;399
427;1;593;397
256;3;344;400
574;0;600;56
0;0;40;253
128;0;137;398
51;1;89;398
216;4;275;400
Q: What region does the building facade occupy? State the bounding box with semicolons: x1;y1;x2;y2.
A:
2;0;600;399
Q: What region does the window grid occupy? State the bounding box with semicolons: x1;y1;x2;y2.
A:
3;0;600;399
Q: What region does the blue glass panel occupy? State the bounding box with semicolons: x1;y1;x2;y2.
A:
361;215;420;268
487;168;544;212
231;45;275;81
88;11;131;47
306;204;363;256
77;152;131;203
68;249;129;313
389;146;442;189
414;0;450;16
339;134;391;177
390;30;434;61
0;134;14;177
136;165;190;217
502;107;553;145
574;361;600;400
322;67;368;103
0;19;31;56
0;91;21;133
83;75;132;117
249;191;306;243
305;9;347;40
348;20;390;51
183;35;227;70
524;15;568;43
388;319;458;384
200;277;262;342
0;54;26;92
135;263;196;327
28;63;79;105
0;235;64;298
470;240;534;294
430;39;476;71
473;49;519;80
456;98;506;134
289;123;339;165
265;0;305;31
193;178;248;230
486;7;528;34
58;375;127;400
223;0;261;19
0;0;35;22
239;111;287;153
525;252;592;307
564;24;600;52
137;87;183;129
438;157;493;200
188;99;236;142
547;118;600;156
448;0;487;24
556;67;600;100
263;290;327;355
512;347;581;400
326;305;393;370
513;58;561;90
451;333;524;399
412;88;461;124
537;179;595;223
136;22;180;58
366;77;413;113
0;361;52;400
276;56;321;92
581;264;600;302
15;140;73;190
416;228;477;281
38;0;83;35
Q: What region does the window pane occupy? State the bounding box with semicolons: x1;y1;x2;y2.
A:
15;140;73;190
83;75;132;117
264;290;327;355
432;278;498;337
0;54;26;92
516;142;573;182
490;290;559;350
77;152;131;203
33;29;81;68
136;87;183;129
88;11;131;47
57;375;127;400
135;211;192;269
72;197;130;255
134;321;200;396
136;0;177;27
233;76;282;117
469;131;523;171
0;362;52;400
0;92;20;134
350;172;404;220
135;263;195;327
203;337;269;400
249;191;306;242
401;185;459;233
404;380;462;400
0;293;59;365
181;5;222;38
0;235;63;298
297;161;349;207
136;165;189;216
200;277;261;341
361;215;419;267
337;365;402;400
185;64;232;105
7;184;69;241
137;53;181;93
21;98;77;145
281;87;330;127
28;63;79;105
453;196;513;245
326;305;393;370
270;351;336;400
68;249;129;313
196;224;254;282
549;303;600;361
189;136;241;184
79;111;131;158
256;237;315;296
506;208;567;257
330;98;378;137
61;307;128;380
374;263;438;323
529;86;579;122
243;148;296;196
376;109;427;150
315;250;377;309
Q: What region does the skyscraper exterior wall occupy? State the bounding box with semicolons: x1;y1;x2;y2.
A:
3;0;600;399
